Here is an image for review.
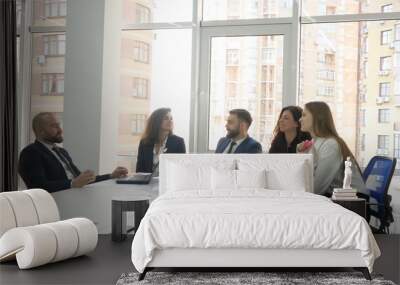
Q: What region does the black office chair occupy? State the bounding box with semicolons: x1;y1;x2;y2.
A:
362;156;397;234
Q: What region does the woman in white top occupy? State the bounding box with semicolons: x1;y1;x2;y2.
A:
297;101;367;197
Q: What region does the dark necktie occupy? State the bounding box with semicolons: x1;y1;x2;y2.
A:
227;141;237;154
52;146;79;177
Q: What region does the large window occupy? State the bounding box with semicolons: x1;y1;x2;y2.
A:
300;16;400;175
208;35;284;150
20;0;400;175
302;0;400;15
122;0;192;24
203;0;293;20
118;27;192;171
29;0;67;142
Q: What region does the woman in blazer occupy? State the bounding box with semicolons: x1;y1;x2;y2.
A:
297;101;366;197
136;108;186;176
269;106;311;153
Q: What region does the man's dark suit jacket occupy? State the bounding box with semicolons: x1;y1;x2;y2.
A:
18;140;111;193
136;134;186;173
215;136;262;154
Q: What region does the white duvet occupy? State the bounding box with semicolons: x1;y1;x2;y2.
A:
131;190;380;273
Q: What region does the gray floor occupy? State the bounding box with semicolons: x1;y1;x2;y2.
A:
0;235;399;285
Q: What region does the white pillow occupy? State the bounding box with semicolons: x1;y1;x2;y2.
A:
168;163;210;191
237;158;308;191
236;169;267;189
167;160;235;192
211;168;237;191
266;161;307;191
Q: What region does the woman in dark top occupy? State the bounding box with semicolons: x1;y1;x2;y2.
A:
136;108;186;175
269;106;311;153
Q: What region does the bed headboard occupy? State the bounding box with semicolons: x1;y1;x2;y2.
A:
159;154;313;194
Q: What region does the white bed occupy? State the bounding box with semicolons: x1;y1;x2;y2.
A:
131;154;380;280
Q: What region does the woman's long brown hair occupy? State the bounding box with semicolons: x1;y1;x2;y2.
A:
141;108;172;145
272;105;304;138
304;101;361;172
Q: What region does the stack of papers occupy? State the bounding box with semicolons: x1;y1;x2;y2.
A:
332;188;358;200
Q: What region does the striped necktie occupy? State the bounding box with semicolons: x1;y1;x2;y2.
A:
227;141;237;154
52;146;79;178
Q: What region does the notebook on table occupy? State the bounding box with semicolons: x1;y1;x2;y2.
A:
116;173;152;185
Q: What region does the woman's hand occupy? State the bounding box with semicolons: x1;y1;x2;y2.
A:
297;140;313;153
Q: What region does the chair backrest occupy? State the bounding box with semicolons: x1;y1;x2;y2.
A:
0;189;60;237
362;156;397;218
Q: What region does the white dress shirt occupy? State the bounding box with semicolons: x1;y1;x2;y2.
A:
39;140;75;179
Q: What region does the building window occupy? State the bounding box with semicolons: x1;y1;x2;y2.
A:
226;82;238;97
131;114;146;134
132;77;148;98
378;135;390;151
263;0;277;17
135;3;151;23
261;82;274;98
262;48;275;64
43;34;65;56
378;109;390;123
226;49;239;65
381;30;391;45
133;41;150;63
380;56;391;71
317;69;335;81
361;134;366;151
41;73;64;96
260;99;274;114
44;0;66;18
394;134;400;160
379;82;390;97
325;53;335;65
395;24;400;41
317;86;335;96
360;109;366;127
381;4;393;13
227;0;240;19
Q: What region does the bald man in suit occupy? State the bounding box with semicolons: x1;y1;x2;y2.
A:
19;112;128;193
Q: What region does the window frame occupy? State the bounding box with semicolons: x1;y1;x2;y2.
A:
18;0;400;173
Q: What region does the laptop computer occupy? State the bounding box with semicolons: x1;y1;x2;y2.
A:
116;173;152;185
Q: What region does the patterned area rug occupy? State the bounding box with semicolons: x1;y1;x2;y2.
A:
116;271;396;285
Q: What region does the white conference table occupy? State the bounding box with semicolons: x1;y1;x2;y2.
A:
52;178;159;234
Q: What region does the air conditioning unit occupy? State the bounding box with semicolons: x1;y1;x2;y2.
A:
383;96;390;102
378;70;390;76
389;42;395;49
36;55;46;65
376;97;384;104
377;148;389;155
